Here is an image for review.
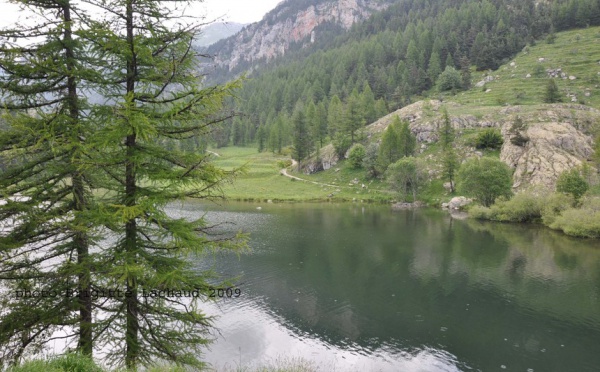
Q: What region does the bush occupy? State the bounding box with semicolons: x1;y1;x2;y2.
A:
543;79;562;103
348;144;366;169
541;192;576;225
468;191;544;222
437;66;462;91
386;157;428;202
475;128;504;150
556;168;589;200
458;157;513;207
332;134;352;159
469;205;493;219
363;143;379;179
550;208;600;238
277;159;293;169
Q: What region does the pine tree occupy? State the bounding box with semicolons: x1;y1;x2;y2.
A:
428;50;443;83
360;82;377;124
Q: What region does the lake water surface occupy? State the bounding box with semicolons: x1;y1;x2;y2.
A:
170;201;600;371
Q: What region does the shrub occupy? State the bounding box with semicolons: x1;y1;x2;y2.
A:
550;207;600;238
363;143;380;179
541;192;576;225
437;66;462;91
386;157;428;202
458;157;513;207
348;144;366;169
469;205;493;219
556;168;589;201
277;159;293;169
468;191;544;222
475;128;504;150
533;64;545;78
332;134;352;159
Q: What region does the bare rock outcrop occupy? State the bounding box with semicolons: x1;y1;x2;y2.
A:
209;0;389;71
366;100;500;143
501;120;594;190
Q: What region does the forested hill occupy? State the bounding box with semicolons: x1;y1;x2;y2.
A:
209;0;600;153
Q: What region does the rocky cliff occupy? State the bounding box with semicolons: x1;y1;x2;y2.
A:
363;101;599;190
206;0;390;72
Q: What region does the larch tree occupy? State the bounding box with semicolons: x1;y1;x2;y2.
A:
84;0;245;368
2;0;245;369
439;108;458;192
0;0;99;363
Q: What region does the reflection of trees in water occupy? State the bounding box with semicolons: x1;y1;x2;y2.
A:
224;204;600;371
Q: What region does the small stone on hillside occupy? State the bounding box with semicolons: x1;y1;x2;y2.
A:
525;74;531;78
538;57;545;62
485;89;492;93
569;76;576;80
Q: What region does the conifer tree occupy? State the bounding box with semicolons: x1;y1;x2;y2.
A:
397;119;416;158
439;109;458;192
84;1;244;368
0;0;98;361
2;0;245;369
544;79;563;103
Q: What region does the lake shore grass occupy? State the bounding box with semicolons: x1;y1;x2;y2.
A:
8;353;320;372
210;146;395;203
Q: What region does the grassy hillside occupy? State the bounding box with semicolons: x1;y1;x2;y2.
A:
451;27;600;108
212;27;600;204
211;147;394;203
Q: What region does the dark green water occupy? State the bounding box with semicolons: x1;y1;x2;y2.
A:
170;201;600;371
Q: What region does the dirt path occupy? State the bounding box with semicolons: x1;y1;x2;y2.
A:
279;159;340;188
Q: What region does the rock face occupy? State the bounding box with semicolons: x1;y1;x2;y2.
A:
367;101;600;191
500;114;595;190
367;100;500;143
206;0;390;71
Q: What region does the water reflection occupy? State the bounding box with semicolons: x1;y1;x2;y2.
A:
169;201;600;371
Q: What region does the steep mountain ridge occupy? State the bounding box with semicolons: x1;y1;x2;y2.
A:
193;22;246;48
206;0;392;72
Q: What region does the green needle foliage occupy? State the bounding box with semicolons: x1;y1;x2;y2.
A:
0;0;100;363
84;0;245;369
1;0;245;369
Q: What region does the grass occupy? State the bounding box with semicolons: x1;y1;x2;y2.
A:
209;146;394;203
9;354;320;372
210;27;600;205
449;27;600;108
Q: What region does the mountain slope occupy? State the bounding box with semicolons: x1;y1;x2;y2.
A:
193;22;246;48
205;0;393;74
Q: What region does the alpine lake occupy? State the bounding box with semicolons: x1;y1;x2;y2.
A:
168;201;600;372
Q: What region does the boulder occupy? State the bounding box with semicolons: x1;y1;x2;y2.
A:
447;196;472;210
